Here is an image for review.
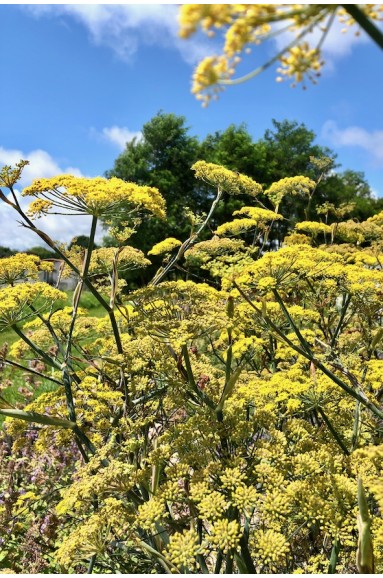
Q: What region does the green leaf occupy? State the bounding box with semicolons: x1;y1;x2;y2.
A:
356;478;375;574
0;408;76;429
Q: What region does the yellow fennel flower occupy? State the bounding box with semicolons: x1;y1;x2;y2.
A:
22;174;166;219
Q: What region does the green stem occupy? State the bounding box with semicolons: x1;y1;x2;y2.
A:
233;282;383;420
272;288;312;355
4;358;63;386
317;407;350;456
87;554;96;574
239;535;256;573
343;4;383;50
12;325;61;370
151;187;224;286
328;538;340;574
351;401;361;451
331;293;352;348
225;551;234;574
214;551;224;574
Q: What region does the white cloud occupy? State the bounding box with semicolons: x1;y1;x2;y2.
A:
101;126;142;150
0;147;83;188
0;147;104;250
322;121;383;165
23;4;215;66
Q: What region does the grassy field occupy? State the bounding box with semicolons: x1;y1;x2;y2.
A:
0;289;108;415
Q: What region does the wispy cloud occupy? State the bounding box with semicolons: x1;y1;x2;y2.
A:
0;147;105;250
322;121;383;166
0;147;83;188
22;4;216;66
101;126;142;150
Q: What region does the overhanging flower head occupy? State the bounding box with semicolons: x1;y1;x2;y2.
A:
192;161;262;197
22;175;166;219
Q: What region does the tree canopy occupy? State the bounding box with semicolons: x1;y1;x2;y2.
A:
106;113;381;271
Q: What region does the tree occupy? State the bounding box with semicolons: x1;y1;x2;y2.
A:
68;235;98;251
179;5;383;106
26;246;56;259
198;124;267;232
106;112;201;254
261;119;336;186
0;246;16;258
106;114;380;262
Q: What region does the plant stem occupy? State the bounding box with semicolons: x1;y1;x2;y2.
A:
4;358;63;386
317;406;350;456
328;538;340;574
151;187;224;286
233;282;383;420
12;325;61;370
343;4;383;50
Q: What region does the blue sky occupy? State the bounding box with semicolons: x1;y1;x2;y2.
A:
1;3;383;249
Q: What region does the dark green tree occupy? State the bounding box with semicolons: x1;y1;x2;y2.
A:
26;246;56;259
106;112;201;254
0;246;16;258
68;235;98;251
260;119;336;185
198;124;268;232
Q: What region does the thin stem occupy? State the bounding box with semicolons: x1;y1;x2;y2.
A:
4;358;63;386
317;406;350;456
233;282;383;420
343;4;383;50
331;293;352;348
151;186;224;286
87;554;97;574
214;550;224;574
328;538;341;574
12;325;61;370
221;12;327;86
239;535;257;573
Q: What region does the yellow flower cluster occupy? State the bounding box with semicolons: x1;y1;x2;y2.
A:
209;519;241;553
334;220;383;244
148;237;182;256
216;217;263;237
233;206;283;222
167;528;201;571
0;159;29;188
283;232;311;246
252;529;289;571
89;246;150;274
136;497;166;531
0;282;65;330
191;56;231;105
55;512;113;568
198;490;228;520
295;220;332;237
23;175;166;219
277;42;323;86
0;253;53;286
192;161;262;197
179;4;235;39
185;236;246;264
265;176;316;209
